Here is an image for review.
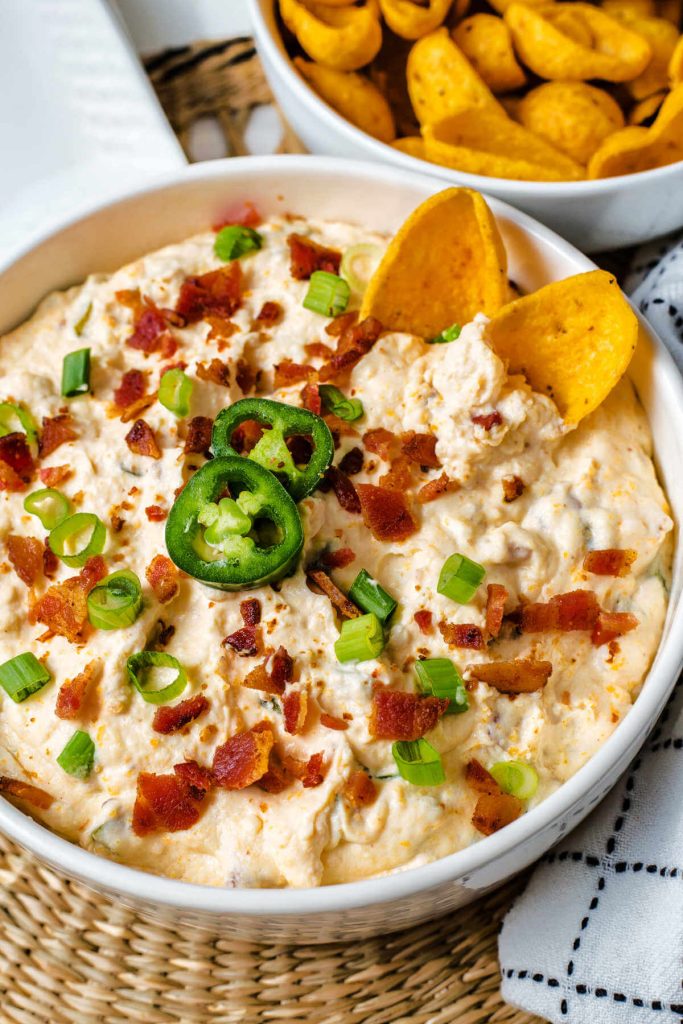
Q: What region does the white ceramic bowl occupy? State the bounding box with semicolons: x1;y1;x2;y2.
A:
248;0;683;254
0;156;681;942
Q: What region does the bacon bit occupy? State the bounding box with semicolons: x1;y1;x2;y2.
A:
39;465;71;487
243;647;293;695
231;420;263;454
43;539;58;579
304;342;334;360
0;433;34;483
379;455;413;493
213;200;261;230
301;382;322;416
287;233;341;280
343;771;377;808
320;711;349;731
7;535;43;587
472;791;523;836
223;626;261;657
145;505;167;522
469;657;553;694
259;753;294;795
325;466;362;515
414;609;434;635
196;358;231;389
80;555;107;589
324;414;359;443
320;316;383;381
184;416;213;455
240;598;261;626
114;369;147;409
321;547;356;569
370;688;449;741
38;415;77;458
152;694;210;734
236;358;256;395
126;305;169;353
325;311;358;337
485;584;508;639
357;484;418;543
173;760;214;795
400;431;441;468
0;461;26;492
338;447;363;476
471;410;503;431
439;622;485;650
271;646;294;691
302;752;326;788
417;473;459;504
33;557;106;643
254;301;282;325
55;659;101;720
363;427;399;461
283;690;308;735
583;549;637;577
591;611;639;647
132;771;205;836
306;567;361;619
146;554;179;604
274;360;315;388
465;758;499;795
0;776;53;811
212;724;274;790
125;419;161;459
520;590;600;633
175;264;243;323
205;316;238;344
502;475;525;503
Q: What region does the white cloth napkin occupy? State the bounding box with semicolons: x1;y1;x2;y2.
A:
499;232;683;1024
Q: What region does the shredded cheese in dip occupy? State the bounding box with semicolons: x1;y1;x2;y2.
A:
0;216;673;888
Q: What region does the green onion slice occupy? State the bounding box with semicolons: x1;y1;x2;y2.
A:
303;271;350;317
0;652;51;703
57;730;95;779
127;651;188;704
334;612;384;663
88;570;142;631
490;760;539;800
23;488;71;531
437;553;485;604
49;512;106;568
340;243;383;294
348;569;396;624
0;402;38;445
159;368;193;417
427;323;461;345
319;384;363;422
415;658;468;715
61;348;91;397
214;225;263;261
392;739;445;786
73;303;92;337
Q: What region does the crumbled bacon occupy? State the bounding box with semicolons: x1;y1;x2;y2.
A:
0;461;25;492
357;484;418;542
236;358;256;395
114;369;147;409
325;466;362;514
7;535;44;587
254;300;282;325
468;657;552;693
43;540;58;578
400;431;441;468
379;455;413;493
55;659;100;720
471;410;503;431
231;419;263;454
301;382;322;416
343;771;377;808
126;306;169;353
213;200;261;231
370;687;449;741
464;758;522;835
132;771;205;836
306;567;360;619
287;233;341;280
485;584;508;639
417;473;459;504
414;609;434;635
302;752;326;789
152;694;210;734
0;776;53;811
363;427;399;461
184;416;213;455
0;433;34;483
520;590;599;633
175;264;243;323
212;723;274;790
320;712;348;731
240;598;261;626
196;358;231;389
145;505;167;522
591;611;639;647
502;475;525;503
125;419;161;459
145;554;179;604
321;547;356;569
320;316;383;381
283;690;308;735
583;549;637;577
39;417;75;458
465;758;499;794
274;360;315;388
271;646;294;690
325;311;358;337
439;622;485;649
338;447;363;476
305;341;334;360
173;760;214;795
223;626;261;657
39;465;71;487
79;555;108;590
205;316;238;343
243;647;293;695
33;557;106;643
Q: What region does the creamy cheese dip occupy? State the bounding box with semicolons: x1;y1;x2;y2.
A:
0;215;672;888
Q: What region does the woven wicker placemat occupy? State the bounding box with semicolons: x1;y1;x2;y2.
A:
0;39;546;1024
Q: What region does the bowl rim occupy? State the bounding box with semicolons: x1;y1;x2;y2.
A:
247;0;683;198
1;153;682;916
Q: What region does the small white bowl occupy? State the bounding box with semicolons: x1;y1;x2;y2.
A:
0;156;681;942
248;0;683;253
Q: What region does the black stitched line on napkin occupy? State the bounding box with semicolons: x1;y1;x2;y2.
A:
503;969;683;1019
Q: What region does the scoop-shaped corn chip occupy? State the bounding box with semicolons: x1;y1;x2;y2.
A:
588;83;683;176
452;15;527;93
392;136;429;158
407;28;502;125
543;6;594;45
670;35;683;85
294;59;396;141
378;0;453;40
610;13;680;99
486;270;638;424
359;188;508;338
518;82;624;165
504;3;653;82
629;91;666;123
423;108;585;181
279;0;382;71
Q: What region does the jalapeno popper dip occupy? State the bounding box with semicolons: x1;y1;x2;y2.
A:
0;189;672;888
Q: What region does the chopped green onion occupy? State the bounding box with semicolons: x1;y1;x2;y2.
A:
57;730;95;780
334;612;384;663
159;368;193;417
348;569;396;624
392;739;445;786
340;243;383;294
415;658;468;715
127;651;188;704
427;323;461;345
0;402;38;445
437;553;485;604
319;384;363;422
214;225;263;261
49;512;106;568
303;271;350;317
23;488;71;530
88;570;142;630
490;760;539;800
0;652;51;703
73;303;92;337
61;348;91;397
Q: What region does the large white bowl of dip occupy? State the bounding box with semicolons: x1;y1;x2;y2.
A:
0;156;681;942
